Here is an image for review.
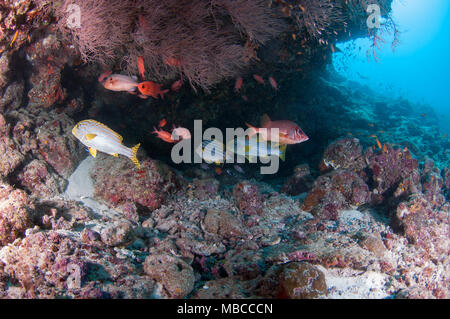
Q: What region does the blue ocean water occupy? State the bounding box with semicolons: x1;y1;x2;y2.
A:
333;0;450;135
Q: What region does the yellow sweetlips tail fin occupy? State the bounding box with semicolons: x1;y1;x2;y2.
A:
279;143;287;161
130;143;141;169
89;147;97;158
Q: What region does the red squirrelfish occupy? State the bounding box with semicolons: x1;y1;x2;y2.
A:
171;79;183;92
246;114;309;145
137;56;146;79
253;74;265;85
269;76;278;90
138;81;169;99
234;77;243;92
153;127;179;143
158;118;167;128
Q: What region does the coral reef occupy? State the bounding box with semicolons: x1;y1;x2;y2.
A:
281;163;314;195
0;182;34;246
279;262;327;299
233;180;264;216
0;0;447;301
302;168;370;220
90;154;182;214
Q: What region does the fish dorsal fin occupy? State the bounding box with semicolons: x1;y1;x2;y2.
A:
89;147;97;158
260;114;271;127
90;120;123;142
85;133;97;140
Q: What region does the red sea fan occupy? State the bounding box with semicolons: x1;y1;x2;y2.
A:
56;0;285;91
295;0;345;40
212;0;285;45
56;0;136;66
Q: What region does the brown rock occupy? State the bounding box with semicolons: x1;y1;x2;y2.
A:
144;253;195;298
203;209;245;239
359;233;386;257
280;262;327;299
100;221;136;247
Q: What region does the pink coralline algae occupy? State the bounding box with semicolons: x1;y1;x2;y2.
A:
100;221;136;247
0;53;11;91
0;182;34;246
281;163;314;195
0;115;25;177
365;144;421;204
233;180;264;216
302;169;370;220
279;262;327;299
143;253;195;299
444;168;450;192
0;109;83;183
91;154;182;213
191;178;220;200
25;32;79;110
0;230;155;298
17;159;67;198
319;138;367;173
393;195;449;263
203;209;246;240
420;159;446;207
34;113;84;178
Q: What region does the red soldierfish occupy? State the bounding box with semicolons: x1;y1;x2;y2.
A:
158;118;167;128
153;127;179;143
246;114;309;145
269;76;278;90
171;79;183;92
253;74;265;85
234;77;243;92
138;81;169;99
137;56;146;79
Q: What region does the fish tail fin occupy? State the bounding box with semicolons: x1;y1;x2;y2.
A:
245;122;258;137
260;114;271;127
130;143;141;169
279;143;286;161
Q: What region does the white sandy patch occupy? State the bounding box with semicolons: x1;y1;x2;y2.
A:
317;265;390;299
64;156;95;199
63;156;125;225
